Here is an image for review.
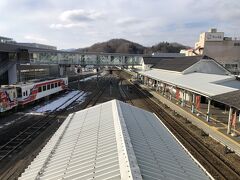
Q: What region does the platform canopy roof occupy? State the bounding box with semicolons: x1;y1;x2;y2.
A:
212;90;240;110
139;69;240;97
19;100;209;180
143;56;203;72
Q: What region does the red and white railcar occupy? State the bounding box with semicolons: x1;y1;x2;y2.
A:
0;77;68;112
14;78;68;105
0;86;18;112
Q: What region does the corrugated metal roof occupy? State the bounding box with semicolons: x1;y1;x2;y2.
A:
19;100;210;180
212;90;240;110
139;69;240;97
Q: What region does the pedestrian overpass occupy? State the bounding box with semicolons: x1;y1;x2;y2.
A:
0;47;144;84
29;51;143;67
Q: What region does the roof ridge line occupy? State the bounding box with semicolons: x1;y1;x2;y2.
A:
112;100;142;180
36;113;76;179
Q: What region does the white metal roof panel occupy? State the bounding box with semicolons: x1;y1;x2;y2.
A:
139;69;240;96
19;100;210;180
116;100;210;180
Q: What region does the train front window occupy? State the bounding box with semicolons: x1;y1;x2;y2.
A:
16;87;22;97
38;86;42;92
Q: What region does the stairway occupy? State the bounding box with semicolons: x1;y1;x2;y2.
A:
0;60;16;76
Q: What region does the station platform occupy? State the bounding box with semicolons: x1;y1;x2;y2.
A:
138;83;240;156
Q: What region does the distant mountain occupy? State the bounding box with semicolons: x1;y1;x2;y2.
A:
145;42;190;54
76;39;190;54
76;39;145;54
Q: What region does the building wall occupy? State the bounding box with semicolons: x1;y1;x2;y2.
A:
204;40;240;68
19;65;59;82
0;71;8;85
8;64;17;84
184;29;240;74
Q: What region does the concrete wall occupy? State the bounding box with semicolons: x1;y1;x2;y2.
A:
8;63;17;84
0;71;8;85
184;29;240;74
204;40;240;65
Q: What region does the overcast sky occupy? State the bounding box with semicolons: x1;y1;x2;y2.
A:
0;0;239;49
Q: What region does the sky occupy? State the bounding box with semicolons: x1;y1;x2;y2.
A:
0;0;239;49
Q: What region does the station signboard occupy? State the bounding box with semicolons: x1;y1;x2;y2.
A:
205;32;224;41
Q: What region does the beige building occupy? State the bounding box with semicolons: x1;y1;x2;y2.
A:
182;28;240;74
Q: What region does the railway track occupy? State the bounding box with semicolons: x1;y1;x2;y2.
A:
0;74;113;180
83;76;113;108
120;80;240;180
0;90;84;163
0;73;109;164
67;74;111;111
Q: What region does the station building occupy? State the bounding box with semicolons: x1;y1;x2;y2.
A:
0;38;59;85
17;43;57;50
181;28;240;74
137;55;240;135
19;100;211;180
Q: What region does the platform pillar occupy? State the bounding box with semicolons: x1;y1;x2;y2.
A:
163;84;166;96
157;81;159;92
181;91;185;107
206;99;211;122
239;112;240;122
191;93;195;113
8;63;17;84
59;65;64;76
227;107;233;134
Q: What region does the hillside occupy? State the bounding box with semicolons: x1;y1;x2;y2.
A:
76;39;190;54
145;42;189;54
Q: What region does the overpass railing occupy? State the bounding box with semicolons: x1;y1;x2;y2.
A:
29;52;143;66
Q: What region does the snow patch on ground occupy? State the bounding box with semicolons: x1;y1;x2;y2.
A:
71;74;99;83
32;90;88;113
80;75;98;82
